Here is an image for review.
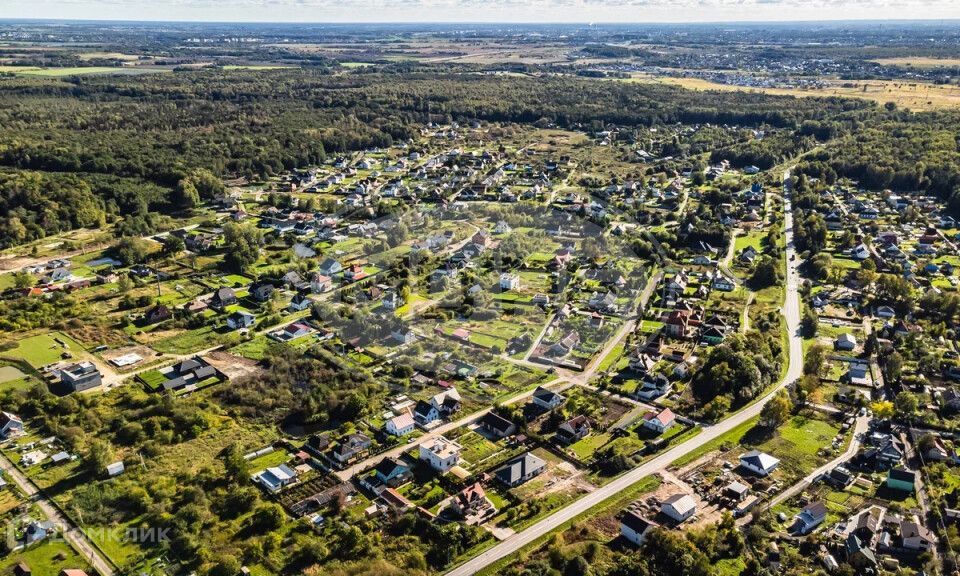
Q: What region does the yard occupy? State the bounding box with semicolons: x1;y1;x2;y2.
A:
0;332;85;368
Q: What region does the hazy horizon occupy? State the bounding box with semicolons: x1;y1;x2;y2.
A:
5;1;960;25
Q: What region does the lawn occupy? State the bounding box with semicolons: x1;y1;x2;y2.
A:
0;332;84;368
0;539;91;574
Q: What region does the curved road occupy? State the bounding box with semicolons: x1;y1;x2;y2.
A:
445;169;803;576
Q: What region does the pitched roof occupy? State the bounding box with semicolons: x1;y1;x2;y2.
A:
621;509;655;534
495;452;545;485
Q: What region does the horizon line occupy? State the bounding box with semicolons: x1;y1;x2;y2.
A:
5;16;960;26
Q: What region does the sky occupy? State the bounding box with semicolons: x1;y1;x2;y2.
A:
4;0;960;23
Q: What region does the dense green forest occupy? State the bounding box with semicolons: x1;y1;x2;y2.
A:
2;68;960;248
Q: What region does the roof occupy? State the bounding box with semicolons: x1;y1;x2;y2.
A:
643;408;675;426
724;481;749;495
374;457;409;478
495;452;545;485
480;412;514;434
388;412;414;430
740;450;780;471
801;501;828;519
889;468;916;483
663;493;697;515
621;509;655;534
532;386;563;403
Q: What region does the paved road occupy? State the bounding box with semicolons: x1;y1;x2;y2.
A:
0;452;115;576
444;168;805;576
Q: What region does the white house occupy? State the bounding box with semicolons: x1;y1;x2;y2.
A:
419;436;462;472
835;333;857;351
499;273;520;291
288;293;312;312
740;450;780;476
310;273;333;294
620;510;657;546
794;501;827;534
226;310;256;330
531;386;565;410
254;464;298;493
876;305;896;319
0;412;24;439
642;408;676;434
661;493;697;523
385;412;415;437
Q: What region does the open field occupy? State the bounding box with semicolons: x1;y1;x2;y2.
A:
624;74;960;111
872;56;960;68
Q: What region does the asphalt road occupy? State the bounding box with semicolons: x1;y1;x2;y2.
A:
444;169;804;576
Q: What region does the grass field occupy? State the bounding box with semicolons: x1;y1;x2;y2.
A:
623;74;960;112
1;332;84;368
0;539;91;575
872;57;960;68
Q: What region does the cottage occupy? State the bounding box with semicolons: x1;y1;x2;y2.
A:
478;412;516;439
835;333;857;351
739;450;780;476
642;408;676;434
374;458;412;488
310;273;333;293
0;411;24;438
555;415;591;444
794;501;827;534
636;373;671;401
332;433;372;465
661;493;697;523
227;310;256;330
254;464;298;493
900;519;935;551
385;412;416;437
499;273;520;291
144;304;172;324
249;281;274;302
495;452;546;487
620;510;657;546
452;482;493;518
288;293;312;312
531;386;565;410
210;287;238;310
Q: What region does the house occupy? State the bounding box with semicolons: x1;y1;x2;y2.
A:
0;411;24;438
148;357;220;393
332;433;372;465
531;386;565;410
620;510;657;546
391;329;417;345
59;570;89;576
310;273;333;294
835;333;857;351
254;464;298;493
636;373;671;401
227;310;256;330
24;520;54;544
499;273;520;291
106;461;125;477
887;468;916;492
478;412;516;439
343;264;368;282
495;452;546;487
374;458;412;488
587;290;616;313
740;450;780;476
738;245;758;264
826;465;855;488
419;436;462;473
794;501;828;534
859;435;904;469
381;291;402;311
900;519;936;551
451;482;494;518
661;493;697;523
664;310;690;339
642;408;676;434
851;244;871;260
846;533;877;570
385;412;416;436
144;304;172;324
271;322;312;342
288;293;312;312
210;287;237;311
555;415;591;444
723;481;750;502
58;361;102;392
712;271;736;292
318;258;343;276
249;281;274;302
876;305;896;319
546;331;580;358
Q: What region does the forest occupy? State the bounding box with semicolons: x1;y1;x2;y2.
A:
0;67;882;248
